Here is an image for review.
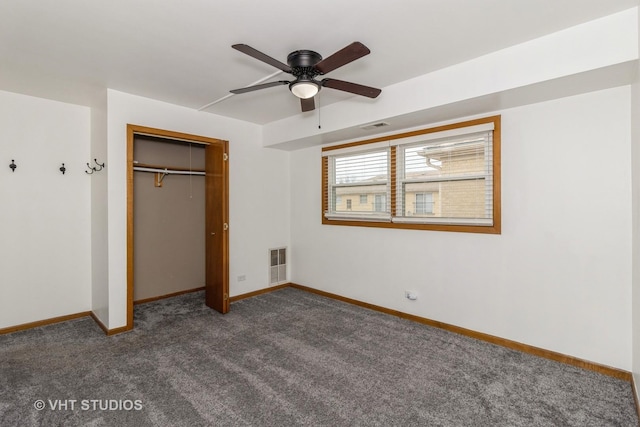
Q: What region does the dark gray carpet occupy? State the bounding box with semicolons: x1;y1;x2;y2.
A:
0;287;637;426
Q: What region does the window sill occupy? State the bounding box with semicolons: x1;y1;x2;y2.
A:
322;216;501;234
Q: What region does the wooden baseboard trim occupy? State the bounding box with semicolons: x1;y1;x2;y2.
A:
229;283;291;303
289;283;631;382
92;286;207;336
90;312;109;334
0;311;91;335
89;312;132;336
105;325;132;336
134;286;206;305
632;375;640;422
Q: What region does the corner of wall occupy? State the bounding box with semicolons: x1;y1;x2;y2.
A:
90;90;110;326
630;4;640;394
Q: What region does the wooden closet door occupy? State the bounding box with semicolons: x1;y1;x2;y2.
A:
205;141;229;313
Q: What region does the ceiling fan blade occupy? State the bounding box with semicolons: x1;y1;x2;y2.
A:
314;42;371;74
321;79;381;98
300;97;315;112
232;44;292;73
230;80;290;94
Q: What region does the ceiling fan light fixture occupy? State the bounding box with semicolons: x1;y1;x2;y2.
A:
290;80;319;99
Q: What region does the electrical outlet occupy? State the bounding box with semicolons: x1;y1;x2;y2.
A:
238;275;246;282
405;291;418;300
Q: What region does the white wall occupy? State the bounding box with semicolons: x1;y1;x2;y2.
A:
0;90;91;328
104;90;290;329
290;86;632;370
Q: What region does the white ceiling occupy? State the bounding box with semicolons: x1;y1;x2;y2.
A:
1;0;637;125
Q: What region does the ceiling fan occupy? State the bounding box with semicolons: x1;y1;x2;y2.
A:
229;42;382;112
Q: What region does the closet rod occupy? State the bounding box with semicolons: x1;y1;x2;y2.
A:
133;166;205;176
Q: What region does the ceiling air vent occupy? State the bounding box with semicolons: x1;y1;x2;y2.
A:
360;122;390;131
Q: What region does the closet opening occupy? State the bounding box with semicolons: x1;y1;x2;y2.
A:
126;125;229;331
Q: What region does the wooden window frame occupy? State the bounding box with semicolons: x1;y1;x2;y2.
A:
321;115;501;234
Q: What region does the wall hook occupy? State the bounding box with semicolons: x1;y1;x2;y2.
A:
60;163;66;175
9;159;16;172
86;158;105;175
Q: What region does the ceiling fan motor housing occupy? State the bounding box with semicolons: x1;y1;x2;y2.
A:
287;50;322;79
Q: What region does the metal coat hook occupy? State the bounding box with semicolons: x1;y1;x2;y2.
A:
85;158;105;175
9;159;16;172
60;163;66;175
93;159;105;171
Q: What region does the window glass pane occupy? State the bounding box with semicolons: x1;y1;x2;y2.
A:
334;150;388;184
404;136;487;180
333;184;388;214
329;149;389;216
399;131;491;222
403;180;488;219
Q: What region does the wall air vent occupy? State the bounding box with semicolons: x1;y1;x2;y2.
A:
360;122;390;131
269;247;287;285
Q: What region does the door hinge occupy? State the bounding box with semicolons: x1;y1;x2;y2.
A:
223;153;228;161
223;223;229;231
224;293;229;301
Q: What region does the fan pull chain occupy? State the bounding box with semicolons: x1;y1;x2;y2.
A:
318;92;322;130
